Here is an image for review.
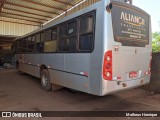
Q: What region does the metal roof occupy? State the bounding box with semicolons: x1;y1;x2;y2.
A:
0;0;84;26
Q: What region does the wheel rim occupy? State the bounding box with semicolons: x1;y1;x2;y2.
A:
42;73;48;86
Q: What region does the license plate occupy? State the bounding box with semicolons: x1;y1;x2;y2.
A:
129;71;137;78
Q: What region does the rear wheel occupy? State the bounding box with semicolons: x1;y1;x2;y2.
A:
40;69;52;91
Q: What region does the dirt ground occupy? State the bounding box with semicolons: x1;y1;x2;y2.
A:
0;69;160;120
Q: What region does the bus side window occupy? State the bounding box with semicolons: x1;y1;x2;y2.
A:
68;21;77;36
45;29;52;41
44;28;57;53
18;40;21;53
36;43;44;53
36;33;43;53
28;36;35;53
15;41;18;54
26;36;34;53
58;24;68;51
44;41;57;52
52;28;58;52
27;36;32;44
31;36;35;43
79;15;94;51
19;38;27;53
59;24;67;39
58;38;69;51
21;38;27;48
36;33;40;43
41;32;45;42
58;21;77;52
52;28;57;40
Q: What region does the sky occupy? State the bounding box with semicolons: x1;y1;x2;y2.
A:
133;0;160;33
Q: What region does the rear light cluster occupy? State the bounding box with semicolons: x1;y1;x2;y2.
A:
148;53;152;74
103;50;112;80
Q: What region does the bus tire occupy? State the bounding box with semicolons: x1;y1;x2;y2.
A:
40;69;52;91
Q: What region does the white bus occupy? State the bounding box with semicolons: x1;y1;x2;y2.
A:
15;0;152;96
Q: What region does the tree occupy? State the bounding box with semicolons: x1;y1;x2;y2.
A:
152;32;160;53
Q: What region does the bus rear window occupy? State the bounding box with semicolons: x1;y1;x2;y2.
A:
111;2;150;47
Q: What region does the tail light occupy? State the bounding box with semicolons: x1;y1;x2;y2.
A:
148;52;152;74
103;50;112;80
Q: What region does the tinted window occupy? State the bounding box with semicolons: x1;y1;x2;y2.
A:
58;20;77;52
27;37;32;44
20;48;27;53
79;34;93;51
68;21;77;36
79;14;94;51
58;37;76;52
41;32;45;42
27;36;35;53
80;16;93;34
45;30;52;41
28;44;34;53
32;36;36;43
17;11;95;53
52;28;57;40
20;39;27;47
59;24;67;38
36;33;41;43
18;39;27;53
15;41;19;53
36;43;44;53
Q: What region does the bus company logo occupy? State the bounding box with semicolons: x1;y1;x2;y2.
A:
2;112;11;117
120;11;145;26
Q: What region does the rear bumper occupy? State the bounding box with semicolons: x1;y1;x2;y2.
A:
102;74;150;96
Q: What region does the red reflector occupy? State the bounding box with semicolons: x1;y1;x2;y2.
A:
83;72;88;77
